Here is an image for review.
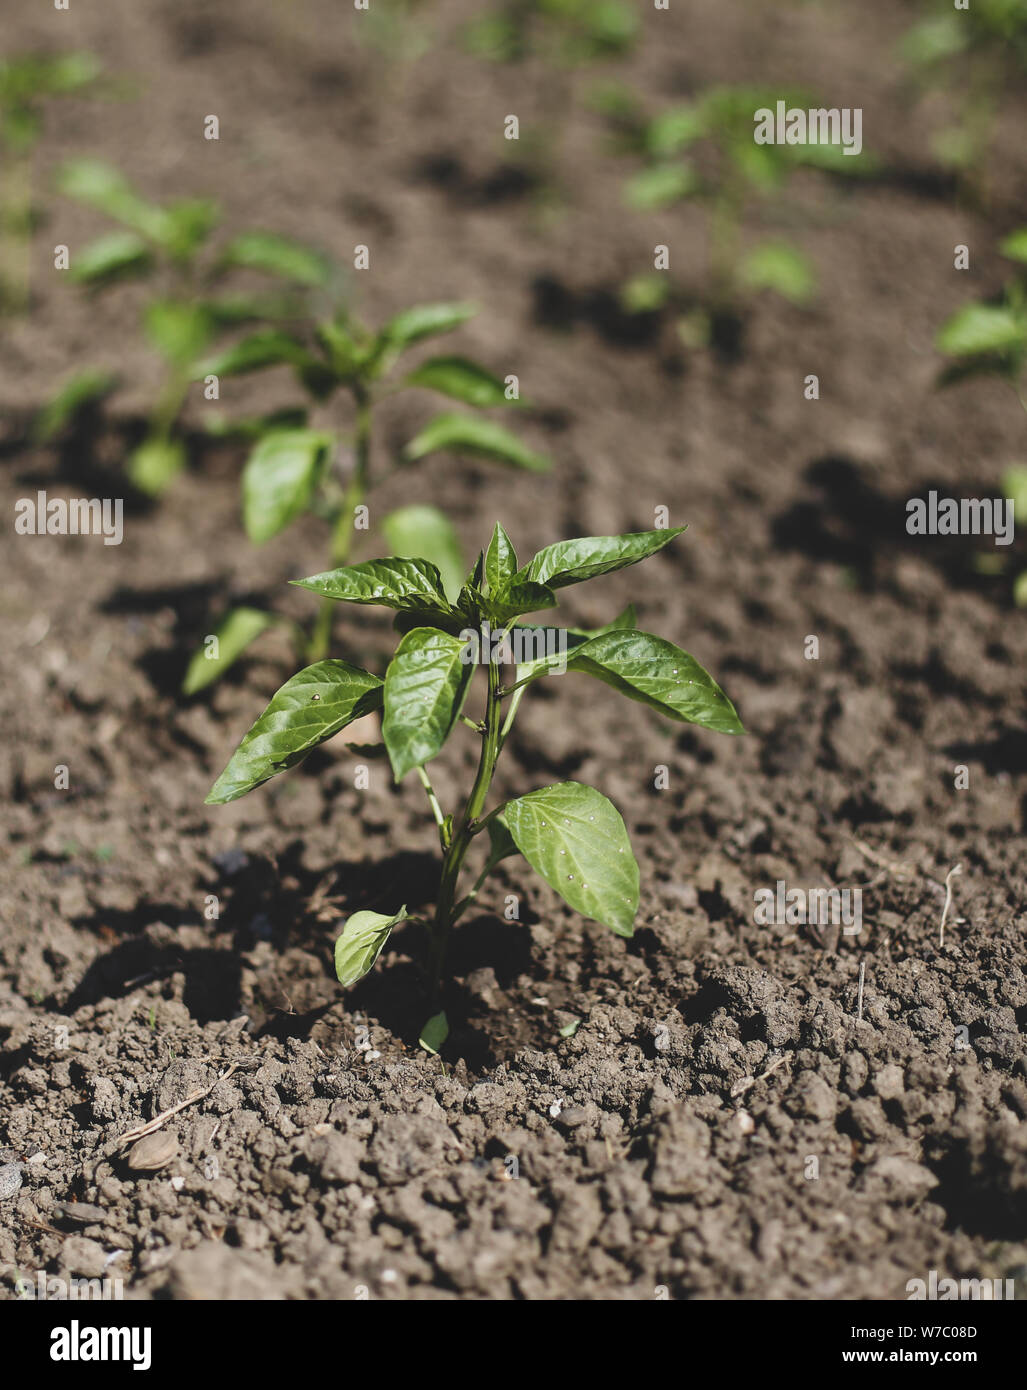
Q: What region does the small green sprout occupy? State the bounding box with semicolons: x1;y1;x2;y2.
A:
936;229;1027;413
44;157;334;494
183;300;549;693
205;524;743;1051
0;52;102;313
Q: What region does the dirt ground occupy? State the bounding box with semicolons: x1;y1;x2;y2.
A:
1;0;1026;1300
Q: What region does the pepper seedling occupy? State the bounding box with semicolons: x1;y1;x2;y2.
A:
936;228;1027;414
182;301;550;694
597;84;873;341
898;0;1027;204
43;157;334;493
205;524;743;1052
0;52;103;313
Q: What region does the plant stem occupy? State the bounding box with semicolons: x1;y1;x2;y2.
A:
310;384;372;661
416;765;447;844
427;656;504;1008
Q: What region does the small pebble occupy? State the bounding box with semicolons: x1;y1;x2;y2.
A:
57;1201;107;1225
0;1163;24;1200
126;1131;179;1172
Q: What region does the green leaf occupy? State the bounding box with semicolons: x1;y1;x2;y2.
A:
999;229;1027;265
162;198;219;261
484;521;518;596
379;302;477;352
404;413;550;472
143;300;214;369
567;630;745;734
383;504;465;601
645;105;707;157
34;369;117;441
334;906;407;988
486;579;558;627
620;272;672;314
128;437;185;495
197;328;317;378
739;241;816;306
220;230;332;286
70;230;152;285
624;162;698;210
936;304;1027;358
242;429;333;544
1002;466;1027;525
1014;570;1027;608
293;557;453;617
484;814;520;873
383;627;473;780
205;659;384;803
404;355;511;407
182;607;275;696
56;159;166;242
505;782;639;937
418;1010;449;1055
519;527;685;590
558;1018;581;1039
203;407;308;440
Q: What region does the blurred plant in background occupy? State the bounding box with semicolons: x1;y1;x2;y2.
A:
595;83;873;346
40;158;336;494
936;227;1027;411
899;0;1027;203
463;0;639;208
183;300;551;692
1003;465;1027;604
0;52;102;313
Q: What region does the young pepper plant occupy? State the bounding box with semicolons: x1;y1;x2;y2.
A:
0;52;102;313
44;157;333;494
898;0;1027;204
204;524;743;1052
936;228;1027;414
182;301;550;694
599;84;873;340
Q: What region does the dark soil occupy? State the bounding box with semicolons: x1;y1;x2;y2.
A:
1;0;1026;1300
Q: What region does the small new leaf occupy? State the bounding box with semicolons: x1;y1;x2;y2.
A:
334;906;407;988
418;1010;449;1055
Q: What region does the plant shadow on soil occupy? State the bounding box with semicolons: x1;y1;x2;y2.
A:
54;841;538;1057
773;454;1027;602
